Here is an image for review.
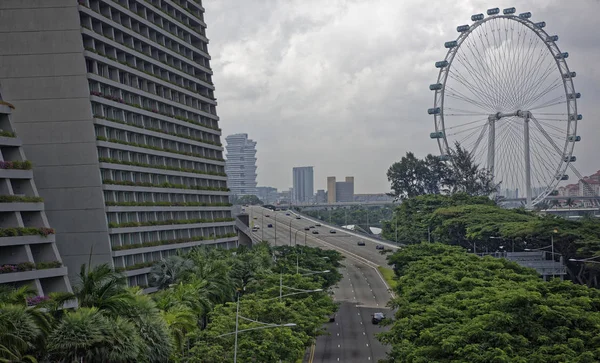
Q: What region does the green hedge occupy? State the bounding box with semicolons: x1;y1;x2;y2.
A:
0;227;55;237
108;217;235;229
0;195;43;203
0;130;16;138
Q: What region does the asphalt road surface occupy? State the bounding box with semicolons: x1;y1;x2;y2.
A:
247;207;396;362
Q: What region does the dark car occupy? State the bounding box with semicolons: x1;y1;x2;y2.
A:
309;226;315;229
295;216;301;219
315;223;322;227
285;213;290;216
304;227;310;231
357;241;366;246
329;313;336;322
372;312;385;324
312;230;319;234
268;224;273;228
265;214;270;217
376;244;384;250
329;230;336;234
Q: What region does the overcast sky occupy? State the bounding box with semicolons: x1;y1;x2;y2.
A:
204;0;600;194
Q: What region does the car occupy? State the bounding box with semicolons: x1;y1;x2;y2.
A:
329;313;336;322
371;312;385;324
251;227;258;232
329;230;336;234
312;230;319;234
376;244;384;250
296;216;301;219
285;213;290;216
304;227;310;231
267;224;273;228
253;217;257;220
357;241;366;246
265;214;270;218
315;223;322;227
309;226;315;229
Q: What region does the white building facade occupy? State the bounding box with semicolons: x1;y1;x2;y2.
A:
225;134;258;198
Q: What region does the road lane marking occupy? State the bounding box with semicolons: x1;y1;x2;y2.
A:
366;343;369;347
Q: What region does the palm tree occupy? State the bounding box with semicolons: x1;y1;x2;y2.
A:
149;255;196;289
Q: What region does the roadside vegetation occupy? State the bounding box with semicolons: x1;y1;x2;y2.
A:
0;242;342;362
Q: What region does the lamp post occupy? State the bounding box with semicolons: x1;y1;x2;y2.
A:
569;256;600;264
274;212;277;246
280;269;330;301
294;229;302;246
288;218;293;246
261;208;264;242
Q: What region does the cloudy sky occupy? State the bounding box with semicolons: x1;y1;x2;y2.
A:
204;0;600;194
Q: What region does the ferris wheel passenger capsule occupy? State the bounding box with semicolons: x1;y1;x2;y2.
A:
555;52;569;59
556;174;569;181
440;155;450;161
570;114;583;121
568;135;581;142
487;8;500;15
444;41;458;48
519;12;531;19
535;21;546;28
546;35;559;42
471;13;484;21
568;92;581;99
503;7;516;15
457;25;469;32
563;72;576;78
428;107;441;115
430;132;444;139
435;60;449;68
564;156;577;162
429;83;443;91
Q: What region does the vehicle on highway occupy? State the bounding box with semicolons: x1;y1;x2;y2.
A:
329;230;336;234
329;313;336;322
376;244;384;250
253;217;257;219
304;227;310;231
251;227;258;232
315;223;322;227
312;230;319;234
309;226;315;229
295;216;301;219
357;241;366;246
285;213;290;216
372;312;385;324
268;224;273;228
265;214;270;217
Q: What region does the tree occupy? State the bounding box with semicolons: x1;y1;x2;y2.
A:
0;302;50;363
233;194;263;205
387;152;447;199
443;142;497;196
149;255;196;289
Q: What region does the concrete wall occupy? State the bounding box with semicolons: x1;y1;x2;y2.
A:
0;1;112;283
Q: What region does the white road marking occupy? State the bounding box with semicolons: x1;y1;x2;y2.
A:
338;345;341;348
363;332;366;335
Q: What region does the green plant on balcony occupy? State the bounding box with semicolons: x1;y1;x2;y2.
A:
107;217;234;229
0;227;55;238
111;232;237;251
105;201;231;207
102;179;229;192
0;160;32;170
98;157;227;177
35;261;62;269
0;195;44;203
0;130;17;138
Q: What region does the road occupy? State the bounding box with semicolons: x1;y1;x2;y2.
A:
247;206;396;362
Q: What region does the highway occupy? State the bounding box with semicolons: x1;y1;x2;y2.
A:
247;206;396;362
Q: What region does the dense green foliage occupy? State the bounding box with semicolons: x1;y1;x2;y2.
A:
232;194;264;205
0;243;341;362
380;244;600;362
304;205;394;231
382;194;600;286
387;143;495;199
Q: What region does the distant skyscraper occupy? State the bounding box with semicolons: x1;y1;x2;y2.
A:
225;134;258;197
293;167;314;203
336;177;355;202
327;177;337;204
316;189;326;203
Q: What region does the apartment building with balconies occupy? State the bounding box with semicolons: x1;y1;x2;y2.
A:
0;99;72;298
0;0;236;288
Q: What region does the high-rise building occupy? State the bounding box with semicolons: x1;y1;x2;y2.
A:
327;177;337;204
315;189;326;203
0;0;236;288
0;98;72;296
256;186;277;204
225;134;257;198
292;166;314;203
336;177;355;202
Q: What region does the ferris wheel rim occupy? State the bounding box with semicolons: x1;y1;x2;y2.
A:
431;10;579;206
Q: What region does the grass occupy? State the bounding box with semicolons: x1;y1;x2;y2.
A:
377;266;398;290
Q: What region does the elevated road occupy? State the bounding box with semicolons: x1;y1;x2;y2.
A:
248;207;397;362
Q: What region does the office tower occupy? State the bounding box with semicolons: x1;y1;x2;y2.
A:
315;189;326;203
292;166;314;203
327;177;337;203
225;134;258;198
0;0;236;287
0;98;72;296
336;177;354;202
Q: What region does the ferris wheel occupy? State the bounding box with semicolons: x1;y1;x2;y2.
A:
428;7;580;207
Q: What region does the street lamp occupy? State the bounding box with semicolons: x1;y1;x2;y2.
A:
216;293;297;363
280;269;330;300
569;256;600;264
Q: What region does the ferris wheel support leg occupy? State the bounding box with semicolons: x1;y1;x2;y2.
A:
524;118;533;209
487;117;496;175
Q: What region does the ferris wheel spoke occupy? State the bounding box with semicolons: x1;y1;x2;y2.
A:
445;87;496;111
447;70;497;110
468;123;488;158
444;117;488;131
529;116;566;157
523;78;564;110
528;96;566;111
537;120;568;135
518;57;557;107
451;52;499;106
